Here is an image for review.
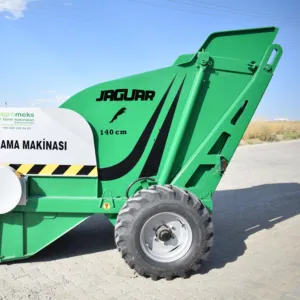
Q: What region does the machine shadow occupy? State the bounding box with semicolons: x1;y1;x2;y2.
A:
22;182;300;267
199;182;300;274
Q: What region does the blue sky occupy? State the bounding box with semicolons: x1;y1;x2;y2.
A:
1;0;299;120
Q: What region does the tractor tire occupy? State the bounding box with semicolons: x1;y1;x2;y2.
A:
115;185;214;280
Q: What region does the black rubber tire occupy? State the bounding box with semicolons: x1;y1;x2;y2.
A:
115;185;214;280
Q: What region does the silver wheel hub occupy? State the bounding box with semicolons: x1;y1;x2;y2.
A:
156;224;173;242
140;212;193;263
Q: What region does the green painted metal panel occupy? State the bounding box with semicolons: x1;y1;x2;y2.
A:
0;213;23;260
0;212;90;263
24;213;90;260
28;177;98;197
15;197;126;214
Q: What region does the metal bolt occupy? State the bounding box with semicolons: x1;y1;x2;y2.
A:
264;65;272;72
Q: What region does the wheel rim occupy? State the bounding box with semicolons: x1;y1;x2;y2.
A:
140;212;193;263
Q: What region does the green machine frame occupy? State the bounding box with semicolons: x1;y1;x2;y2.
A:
0;27;282;262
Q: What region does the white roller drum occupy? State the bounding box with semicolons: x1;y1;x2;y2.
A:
0;166;22;214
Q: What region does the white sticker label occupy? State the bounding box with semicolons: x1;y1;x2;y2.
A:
0;108;97;165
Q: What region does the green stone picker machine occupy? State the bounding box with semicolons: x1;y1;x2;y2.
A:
0;27;282;280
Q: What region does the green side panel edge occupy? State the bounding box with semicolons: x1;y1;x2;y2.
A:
0;212;90;263
0;26;282;263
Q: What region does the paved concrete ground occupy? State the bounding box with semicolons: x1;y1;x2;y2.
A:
1;140;300;300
